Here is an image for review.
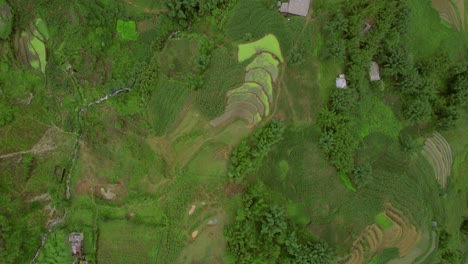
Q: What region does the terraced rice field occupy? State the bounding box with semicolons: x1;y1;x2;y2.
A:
238;34;284;62
345;203;421;264
210;35;282;127
245;68;274;103
227;82;270;106
246;52;280;80
421;132;453;188
432;0;465;30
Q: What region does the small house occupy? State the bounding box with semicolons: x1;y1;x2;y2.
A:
68;232;84;255
336;74;347;88
278;0;311;17
369;61;381;81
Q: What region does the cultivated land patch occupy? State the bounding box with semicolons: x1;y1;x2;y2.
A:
97;220;161;264
210;35;282;127
245;52;280;80
432;0;465;30
421;132;453;188
345;203;421;264
237;34;284;63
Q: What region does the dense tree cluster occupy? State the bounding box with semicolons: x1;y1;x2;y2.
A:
435;229;463;264
165;0;235;26
317;89;358;173
228;121;285;182
322;1;409;91
225;183;334;264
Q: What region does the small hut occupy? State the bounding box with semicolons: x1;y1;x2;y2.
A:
68;233;84;255
336;74;347;88
278;0;311;17
369;61;381;81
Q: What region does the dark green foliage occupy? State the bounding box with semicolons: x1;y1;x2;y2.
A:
165;0;234;27
224;183;334;263
402;98;432;124
228;121;285;182
0;99;14;127
447;71;468;106
287;47;306;66
434;106;459;130
461;220;468;237
382;47;410;79
184;73;204;90
329;88;357;114
398;131;421;154
436;229;463;264
318;89;359;173
351;163;372;188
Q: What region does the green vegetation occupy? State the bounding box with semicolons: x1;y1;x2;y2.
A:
375;213;394;230
228;121;285;182
116;19;138;41
36;230;73;264
238;34;284;62
0;0;467;263
225;182;335;263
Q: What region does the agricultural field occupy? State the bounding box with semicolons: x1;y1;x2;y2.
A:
0;0;467;263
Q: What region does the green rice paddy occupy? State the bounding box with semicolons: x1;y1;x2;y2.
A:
238;34;284;62
375;213;394;230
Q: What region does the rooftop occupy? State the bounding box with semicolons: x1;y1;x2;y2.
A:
369;61;381;81
278;0;311;17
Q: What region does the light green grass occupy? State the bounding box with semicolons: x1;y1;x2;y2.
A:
245;52;279;69
375;213;394;230
440;18;453;29
29;37;47;72
340;172;357;192
98;220;162;264
34;18;50;41
355;95;402;139
278;160;289;181
116;19;138;40
238;34;284;62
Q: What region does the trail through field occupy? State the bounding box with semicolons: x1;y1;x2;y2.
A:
124;0;167;14
0;127;59;160
274;12;316;122
414;231;437;264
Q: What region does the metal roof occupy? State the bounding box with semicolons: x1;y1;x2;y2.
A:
287;0;311;17
369;61;381;81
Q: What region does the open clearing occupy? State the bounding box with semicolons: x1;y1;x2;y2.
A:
238;34;284;62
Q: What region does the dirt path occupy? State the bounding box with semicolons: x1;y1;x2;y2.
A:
414;231;436;264
0;128;58;160
124;0;167;14
272;13;314;122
